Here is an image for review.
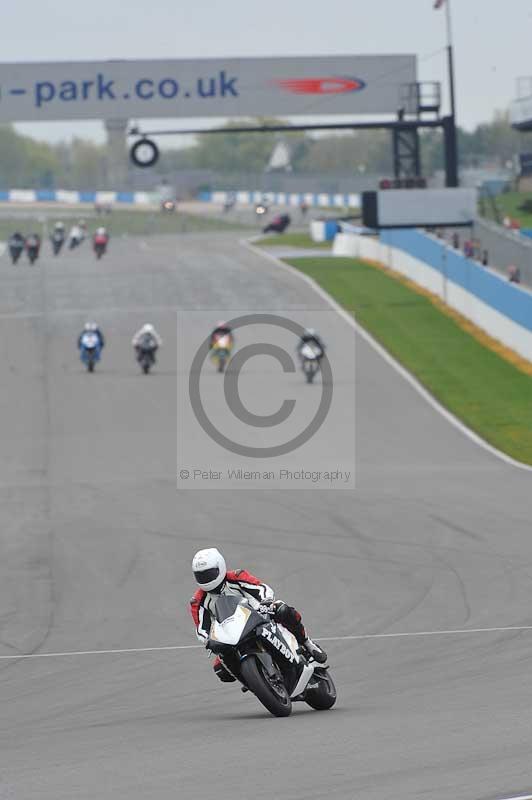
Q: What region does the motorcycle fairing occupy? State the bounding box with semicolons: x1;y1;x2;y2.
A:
81;332;99;349
211;597;264;646
211;595;315;698
301;343;321;360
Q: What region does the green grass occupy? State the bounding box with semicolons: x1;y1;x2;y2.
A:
254;232;332;249
0;208;247;241
480;190;532;228
286;256;532;464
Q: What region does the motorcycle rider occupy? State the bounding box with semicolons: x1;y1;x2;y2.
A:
132;323;162;361
77;321;105;351
50;222;65;253
209;321;234;350
93;226;109;244
93;226;109;254
25;232;41;258
297;328;325;362
190;548;327;683
68;222;84;248
8;231;25;261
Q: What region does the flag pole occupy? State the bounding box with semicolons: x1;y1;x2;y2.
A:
440;0;459;186
445;0;457;122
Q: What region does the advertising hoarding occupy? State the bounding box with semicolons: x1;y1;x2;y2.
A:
362;189;477;229
0;55;416;122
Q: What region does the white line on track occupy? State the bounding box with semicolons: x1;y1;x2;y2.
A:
2;624;532;661
495;795;532;800
242;240;532;473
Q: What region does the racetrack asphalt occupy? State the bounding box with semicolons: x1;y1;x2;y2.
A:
0;233;531;800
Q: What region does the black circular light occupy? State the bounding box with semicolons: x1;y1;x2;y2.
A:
130;138;159;168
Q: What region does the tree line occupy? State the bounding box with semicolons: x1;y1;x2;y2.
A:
0;111;528;188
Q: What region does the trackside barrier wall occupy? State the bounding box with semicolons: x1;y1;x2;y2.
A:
0;190;154;205
333;229;532;362
310;220;340;242
199;190;361;209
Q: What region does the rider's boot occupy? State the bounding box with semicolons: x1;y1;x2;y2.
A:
304;637;327;664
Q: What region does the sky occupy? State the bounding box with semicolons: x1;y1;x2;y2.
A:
3;0;532;145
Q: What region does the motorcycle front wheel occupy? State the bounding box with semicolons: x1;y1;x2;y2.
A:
240;656;292;718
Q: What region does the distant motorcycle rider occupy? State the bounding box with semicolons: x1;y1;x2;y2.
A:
78;321;105;350
25;233;41;262
9;231;25;248
132;323;162;361
190;548;327;683
68;223;84;249
297;328;325;361
51;222;65;254
93;226;109;245
209;321;234;350
8;232;25;263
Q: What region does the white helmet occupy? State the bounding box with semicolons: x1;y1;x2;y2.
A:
84;321;98;332
142;323;155;334
192;548;227;592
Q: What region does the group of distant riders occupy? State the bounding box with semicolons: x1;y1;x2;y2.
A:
78;319;326;379
8;220;109;265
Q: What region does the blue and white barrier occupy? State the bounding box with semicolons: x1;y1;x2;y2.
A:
198;190;360;209
0;189;153;205
334;228;532;362
310;219;340;242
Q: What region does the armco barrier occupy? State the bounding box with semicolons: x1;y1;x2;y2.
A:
333;229;532;363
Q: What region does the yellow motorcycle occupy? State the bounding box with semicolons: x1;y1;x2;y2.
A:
210;334;233;374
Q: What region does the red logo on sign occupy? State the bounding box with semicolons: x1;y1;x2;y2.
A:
274;77;366;95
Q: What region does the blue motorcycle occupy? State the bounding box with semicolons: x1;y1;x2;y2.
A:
79;331;102;373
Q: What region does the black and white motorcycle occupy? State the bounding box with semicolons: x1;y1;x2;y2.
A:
300;342;322;384
208;595;336;717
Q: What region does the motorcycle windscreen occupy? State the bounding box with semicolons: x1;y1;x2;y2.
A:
211;597;264;645
213;595;240;622
301;344;320;359
214;335;231;350
81;333;99;349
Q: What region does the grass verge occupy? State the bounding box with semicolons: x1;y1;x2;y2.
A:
286;256;532;464
0;208;247;241
480;191;532;228
254;232;332;249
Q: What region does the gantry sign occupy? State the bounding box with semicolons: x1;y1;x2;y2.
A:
0;55;416;120
0;55;458;186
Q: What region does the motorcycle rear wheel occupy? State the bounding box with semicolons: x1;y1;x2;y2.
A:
87;360;95;373
240;656;292;717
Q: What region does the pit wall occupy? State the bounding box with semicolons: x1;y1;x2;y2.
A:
333;229;532;363
198;190;361;208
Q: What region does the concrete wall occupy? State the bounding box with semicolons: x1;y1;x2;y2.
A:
333;229;532;363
